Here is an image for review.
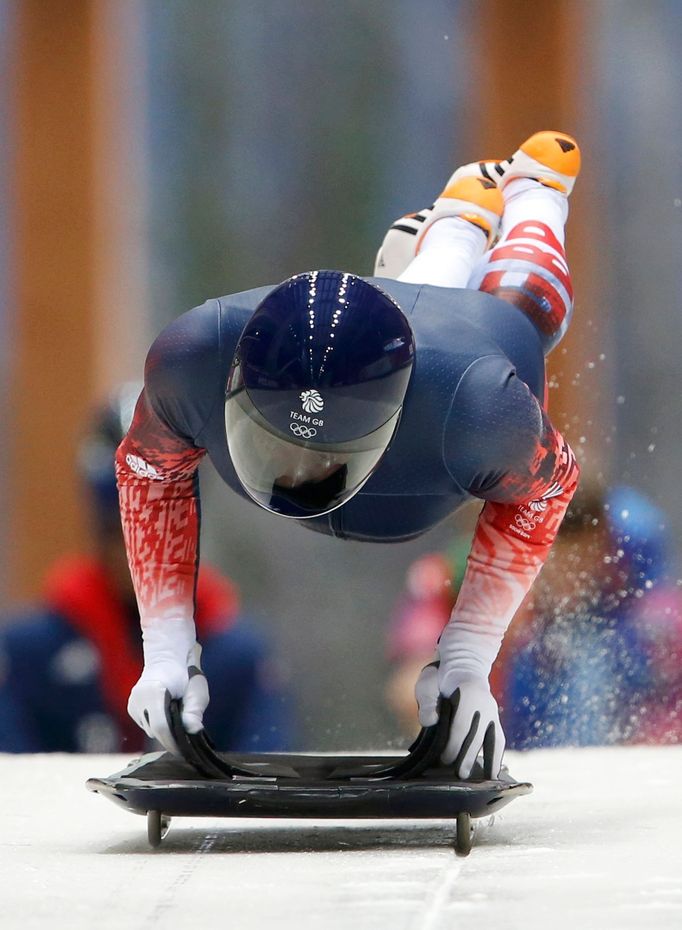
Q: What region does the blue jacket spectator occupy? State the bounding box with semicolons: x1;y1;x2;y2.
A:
0;382;295;753
0;556;295;753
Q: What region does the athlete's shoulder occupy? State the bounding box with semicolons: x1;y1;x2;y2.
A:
144;285;276;441
146;299;221;380
445;353;545;494
147;284;275;378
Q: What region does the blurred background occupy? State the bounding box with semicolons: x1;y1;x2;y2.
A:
1;0;681;750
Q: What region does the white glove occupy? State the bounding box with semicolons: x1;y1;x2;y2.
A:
415;662;505;779
128;623;209;754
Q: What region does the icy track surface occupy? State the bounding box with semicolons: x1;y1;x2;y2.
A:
2;747;681;930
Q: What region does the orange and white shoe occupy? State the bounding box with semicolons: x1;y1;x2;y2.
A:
425;174;504;247
499;131;581;195
374;174;503;277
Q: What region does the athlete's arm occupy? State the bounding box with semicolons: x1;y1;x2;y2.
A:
439;416;579;680
417;357;579;777
116;387;205;644
115;301;224;749
115;387;209;749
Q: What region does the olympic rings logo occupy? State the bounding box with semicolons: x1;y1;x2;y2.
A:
514;514;536;533
290;423;317;439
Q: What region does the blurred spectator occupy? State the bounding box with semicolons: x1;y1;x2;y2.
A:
384;540;468;738
0;383;295;753
384;486;682;749
503;485;681;748
626;587;682;744
610;486;682;746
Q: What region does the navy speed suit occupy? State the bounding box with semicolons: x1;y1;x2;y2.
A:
116;210;579;715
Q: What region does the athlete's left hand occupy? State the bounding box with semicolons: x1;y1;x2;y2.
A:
415;663;505;779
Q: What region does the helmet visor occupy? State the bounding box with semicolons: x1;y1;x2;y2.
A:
225;388;400;518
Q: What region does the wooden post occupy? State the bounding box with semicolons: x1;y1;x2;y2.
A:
10;0;97;600
8;1;149;602
469;0;610;479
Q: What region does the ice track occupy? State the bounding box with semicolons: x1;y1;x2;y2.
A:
2;746;681;930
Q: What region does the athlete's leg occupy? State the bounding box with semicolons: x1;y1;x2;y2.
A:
467;132;581;355
374;171;503;288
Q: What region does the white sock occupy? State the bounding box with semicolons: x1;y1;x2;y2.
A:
499;178;569;246
398;217;488;288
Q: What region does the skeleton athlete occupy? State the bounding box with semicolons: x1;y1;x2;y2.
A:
117;131;581;778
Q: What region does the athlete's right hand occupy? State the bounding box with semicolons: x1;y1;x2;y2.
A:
127;644;209;754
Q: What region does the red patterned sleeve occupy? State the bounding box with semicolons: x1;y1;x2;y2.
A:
115;390;206;631
439;421;580;678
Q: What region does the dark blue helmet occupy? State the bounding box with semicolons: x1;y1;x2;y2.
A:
225;270;414;518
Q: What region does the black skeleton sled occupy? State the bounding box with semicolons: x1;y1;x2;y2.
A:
87;698;532;855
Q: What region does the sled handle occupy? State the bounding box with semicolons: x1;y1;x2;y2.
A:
167;697;255;779
350;697;453;781
167;695;453;782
